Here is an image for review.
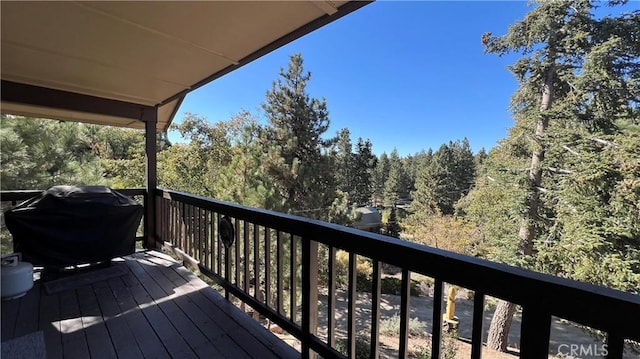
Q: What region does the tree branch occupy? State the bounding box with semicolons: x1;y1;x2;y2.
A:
547;167;573;174
589;137;618;147
562;145;581;157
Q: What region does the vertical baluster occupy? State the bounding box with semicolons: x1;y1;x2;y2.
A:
171;200;176;245
204;210;209;269
196;207;204;263
193;205;198;258
254;224;260;300
162;198;167;242
277;231;284;315
169;200;174;245
399;269;410;359
290;234;297;323
348;253;357;359
265;228;271;308
156;196;165;242
186;204;191;255
198;208;202;263
235;218;241;287
471;292;485;359
157;197;163;243
192;206;198;260
183;204;189;254
224;217;231;301
191;205;195;257
431;279;443;359
328;246;337;347
605;331;624;359
370;260;382;359
217;212;223;275
177;202;186;250
244;221;250;294
210;211;216;272
301;239;319;359
520;305;551;359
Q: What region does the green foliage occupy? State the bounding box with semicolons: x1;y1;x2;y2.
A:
383;148;411;206
384;207;402;238
352;138;377;206
463;144;530;265
372;152;390;206
402;213;482;255
472;0;640;291
0;115;146;190
411;332;458;359
411;139;475;216
379;277;422;296
334;128;354;196
261;53;339;220
335;336;370;359
379;314;426;337
333;250;373;287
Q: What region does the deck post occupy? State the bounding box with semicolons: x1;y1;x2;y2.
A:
301;239;318;358
144;109;158;249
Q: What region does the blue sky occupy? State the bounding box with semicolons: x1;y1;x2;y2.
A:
170;1;636;157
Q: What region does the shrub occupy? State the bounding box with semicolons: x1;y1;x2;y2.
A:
410;345;430;359
409;333;458;359
335;336;370;359
380;277;422;296
379;314;426;337
335;250;373;286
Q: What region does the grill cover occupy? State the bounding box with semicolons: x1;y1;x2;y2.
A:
4;185;143;266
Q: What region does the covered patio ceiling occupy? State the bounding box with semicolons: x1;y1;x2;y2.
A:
0;1;370;132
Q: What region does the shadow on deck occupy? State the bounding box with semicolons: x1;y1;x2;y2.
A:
1;250;298;359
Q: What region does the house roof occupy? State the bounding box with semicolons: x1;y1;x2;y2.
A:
0;1;370;132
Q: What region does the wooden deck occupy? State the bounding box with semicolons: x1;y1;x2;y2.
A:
1;250;299;359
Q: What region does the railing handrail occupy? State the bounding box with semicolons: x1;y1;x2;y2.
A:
157;188;640;341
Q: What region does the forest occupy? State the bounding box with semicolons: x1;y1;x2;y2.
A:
1;0;638;353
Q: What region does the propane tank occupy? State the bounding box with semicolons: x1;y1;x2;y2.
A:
1;253;34;300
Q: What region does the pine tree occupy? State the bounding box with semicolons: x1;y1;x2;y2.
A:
411;140;475;215
334;128;355;198
383;148;409;206
372;152;390;206
479;0;640;350
352;138;377;206
261;53;337;217
0;115;106;190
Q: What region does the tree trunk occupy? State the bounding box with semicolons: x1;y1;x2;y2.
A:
488;37;557;352
487;300;518;351
519;58;555;254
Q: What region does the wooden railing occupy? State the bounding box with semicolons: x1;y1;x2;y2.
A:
155;189;639;359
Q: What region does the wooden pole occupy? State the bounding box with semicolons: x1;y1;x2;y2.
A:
144;109;158;249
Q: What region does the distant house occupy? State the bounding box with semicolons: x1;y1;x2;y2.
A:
353;206;382;233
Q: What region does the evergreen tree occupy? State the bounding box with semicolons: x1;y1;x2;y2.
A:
0;115;107;190
411;140;475;215
383;148;409;206
372;152;390;206
216;112;277;208
261;53;337;218
159;113;235;196
334;128;355;198
452;138;476;199
385;207;401;238
352;138;377;206
478;0;640;350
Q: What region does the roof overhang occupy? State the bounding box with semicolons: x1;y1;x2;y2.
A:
1;1;371;131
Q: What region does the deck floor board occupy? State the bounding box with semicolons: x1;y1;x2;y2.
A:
1;250;298;359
